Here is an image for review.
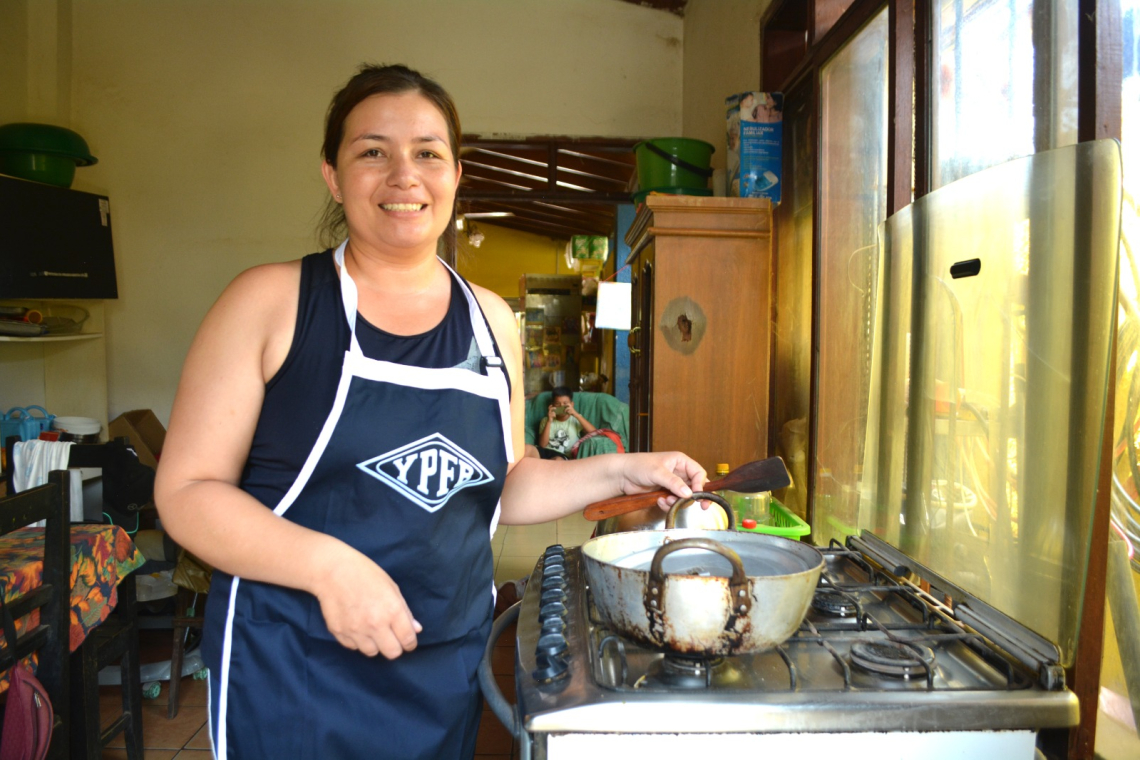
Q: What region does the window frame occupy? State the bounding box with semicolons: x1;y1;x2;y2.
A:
759;1;1122;757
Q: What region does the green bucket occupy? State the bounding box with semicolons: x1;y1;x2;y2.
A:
634;138;714;194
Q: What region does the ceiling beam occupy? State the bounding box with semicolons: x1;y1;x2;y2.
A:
467;200;614;229
457;134;638;239
461;154;627;192
471;216;593;239
460;189;632;204
464;134;638;151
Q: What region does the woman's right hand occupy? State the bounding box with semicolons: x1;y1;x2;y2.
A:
312;541;422;659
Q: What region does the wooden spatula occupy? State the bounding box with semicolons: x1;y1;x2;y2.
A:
583;456;791;522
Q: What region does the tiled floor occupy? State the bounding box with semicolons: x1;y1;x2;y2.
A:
97;514;589;759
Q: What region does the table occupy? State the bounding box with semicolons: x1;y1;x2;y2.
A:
0;523;145;693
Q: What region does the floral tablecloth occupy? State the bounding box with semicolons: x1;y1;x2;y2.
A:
0;524;145;693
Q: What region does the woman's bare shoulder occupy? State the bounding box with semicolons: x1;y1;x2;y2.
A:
222;259;302;305
470;284;519;349
192;259;303;379
468;282;514;330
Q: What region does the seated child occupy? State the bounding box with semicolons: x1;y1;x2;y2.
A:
537;386;597;457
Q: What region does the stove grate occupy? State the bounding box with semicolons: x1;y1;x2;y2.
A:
585;541;1036;693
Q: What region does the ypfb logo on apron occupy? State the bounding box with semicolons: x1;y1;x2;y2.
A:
356;432;495;512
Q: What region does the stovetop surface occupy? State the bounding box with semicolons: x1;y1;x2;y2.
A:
513;538;1080;735
586;547;1030;694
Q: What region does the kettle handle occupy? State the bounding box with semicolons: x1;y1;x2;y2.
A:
664;491;735;530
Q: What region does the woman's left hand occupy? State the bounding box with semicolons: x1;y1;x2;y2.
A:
616;452;708;511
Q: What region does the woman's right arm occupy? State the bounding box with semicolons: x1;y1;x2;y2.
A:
154;263;420;659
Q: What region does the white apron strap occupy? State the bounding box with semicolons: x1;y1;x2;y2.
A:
333;242;513;463
332;241;363;356
439;259;514;464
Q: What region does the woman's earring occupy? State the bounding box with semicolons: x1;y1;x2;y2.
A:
335;193;342;202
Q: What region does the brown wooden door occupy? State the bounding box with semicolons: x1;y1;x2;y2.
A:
628;256;654;454
628;265;644;452
636;259;654;451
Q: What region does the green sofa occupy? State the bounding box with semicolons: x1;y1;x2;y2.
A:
524;391;629;458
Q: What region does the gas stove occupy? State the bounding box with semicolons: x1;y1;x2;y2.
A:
485;532;1078;759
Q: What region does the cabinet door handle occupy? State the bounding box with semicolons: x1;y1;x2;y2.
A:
627;326;641;354
39;271;90;279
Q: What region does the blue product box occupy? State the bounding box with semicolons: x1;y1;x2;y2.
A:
726;91;783;203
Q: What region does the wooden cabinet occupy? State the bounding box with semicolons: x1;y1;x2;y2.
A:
0;176;117;299
625;196;772;473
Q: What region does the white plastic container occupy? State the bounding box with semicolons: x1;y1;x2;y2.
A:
52;416;101;443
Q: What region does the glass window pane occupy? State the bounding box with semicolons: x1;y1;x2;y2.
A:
873;141;1121;665
770;85;815;520
1103;1;1140;753
932;0;1079;189
815;8;889;546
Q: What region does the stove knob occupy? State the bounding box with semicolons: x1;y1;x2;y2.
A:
542;559;565;575
541;572;564;592
532;654;569;683
540;610;566;630
540;587;565;605
540;619;565;638
536;632;568;659
544;544;565;558
539;600;566;620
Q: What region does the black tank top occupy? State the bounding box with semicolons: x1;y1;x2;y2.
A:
239;250;502;509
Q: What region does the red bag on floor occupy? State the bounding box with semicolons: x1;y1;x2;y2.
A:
0;661;54;760
1;589;54;760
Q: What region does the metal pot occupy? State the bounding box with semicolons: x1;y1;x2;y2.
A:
581;493;824;656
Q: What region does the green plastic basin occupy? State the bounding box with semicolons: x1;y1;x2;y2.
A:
0;123;97;187
0;150;77;187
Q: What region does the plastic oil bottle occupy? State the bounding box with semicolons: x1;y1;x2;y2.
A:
714;462;771;531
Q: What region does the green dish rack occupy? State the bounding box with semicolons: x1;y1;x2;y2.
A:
735;498;810;540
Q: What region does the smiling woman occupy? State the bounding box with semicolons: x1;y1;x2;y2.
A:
153;62;707;760
322;93;460;283
317;65;463;260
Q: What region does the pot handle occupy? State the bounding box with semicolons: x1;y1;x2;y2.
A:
645;538;752;620
664;491;735;530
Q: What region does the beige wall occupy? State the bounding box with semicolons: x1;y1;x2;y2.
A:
456;223;576;301
0;0;73;125
4;0;685;425
682;0;775;172
0;1;29;125
4;0;779;427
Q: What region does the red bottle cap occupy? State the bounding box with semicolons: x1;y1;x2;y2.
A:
742;518;758;530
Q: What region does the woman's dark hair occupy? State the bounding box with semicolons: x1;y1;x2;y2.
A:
317;63;462;255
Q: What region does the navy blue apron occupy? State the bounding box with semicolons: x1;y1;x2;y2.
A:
209;240;512;759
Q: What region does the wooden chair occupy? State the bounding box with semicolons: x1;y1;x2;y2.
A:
62;442;145;760
0;470;71;759
70;573;143;759
167;585;204;719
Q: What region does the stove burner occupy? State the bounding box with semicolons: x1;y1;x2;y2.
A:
640;655;724;690
812;591;859;617
849;641;935;679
